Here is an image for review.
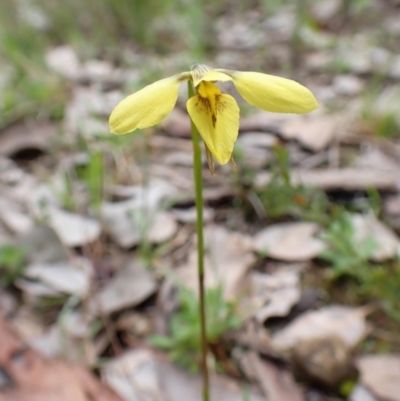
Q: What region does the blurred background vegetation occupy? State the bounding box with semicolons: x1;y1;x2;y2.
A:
2;0;397;130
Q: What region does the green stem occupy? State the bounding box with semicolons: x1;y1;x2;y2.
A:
188;80;209;401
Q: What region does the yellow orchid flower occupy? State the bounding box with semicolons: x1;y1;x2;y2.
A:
109;64;318;173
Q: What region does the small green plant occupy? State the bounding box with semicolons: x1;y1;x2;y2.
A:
369;114;399;139
362;262;400;321
53;149;105;213
320;212;376;280
0;244;26;285
0;4;65;129
151;285;241;372
258;146;328;222
320;212;400;321
78;149;105;212
54;171;76;212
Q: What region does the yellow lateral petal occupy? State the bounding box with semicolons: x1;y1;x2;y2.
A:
232;71;318;114
187;93;240;165
109;75;181;134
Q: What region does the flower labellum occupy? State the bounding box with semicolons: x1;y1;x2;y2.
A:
109;64;318;174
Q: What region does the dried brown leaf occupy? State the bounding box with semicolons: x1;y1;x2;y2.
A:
357;354;400;401
240;351;304;401
271;306;370;353
0;315;122;401
93;261;157;315
253;222;325;262
255;168;400;191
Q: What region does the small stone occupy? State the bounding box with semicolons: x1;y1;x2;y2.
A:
310;0;341;24
116;313;152;337
82;60;113;81
45;46;81;80
293;336;354;387
305;52;333;71
350;384;379;401
333;75;364;96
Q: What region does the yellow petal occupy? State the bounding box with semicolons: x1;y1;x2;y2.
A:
109;75;182;134
187;93;240;165
231;71;318;114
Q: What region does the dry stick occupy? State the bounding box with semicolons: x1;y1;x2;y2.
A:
188;80;210;401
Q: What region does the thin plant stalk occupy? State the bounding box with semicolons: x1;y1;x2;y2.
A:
188;80;209;401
